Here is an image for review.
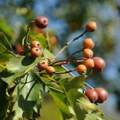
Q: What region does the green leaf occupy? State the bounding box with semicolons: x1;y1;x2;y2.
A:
12;71;42;119
2;55;42;84
0;32;12;51
60;75;86;91
0;64;5;72
50;89;73;119
40;92;63;120
0;43;8;54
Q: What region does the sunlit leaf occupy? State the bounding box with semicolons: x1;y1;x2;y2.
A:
60;75;86;91
40;92;63;120
50;89;73;119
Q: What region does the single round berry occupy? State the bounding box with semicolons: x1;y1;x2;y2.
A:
83;48;93;58
86;21;97;32
30;40;40;48
92;57;106;71
35;16;48;29
38;60;48;70
46;66;55;74
77;64;87;74
31;47;41;58
95;88;108;103
83;38;94;49
85;89;98;103
83;58;94;69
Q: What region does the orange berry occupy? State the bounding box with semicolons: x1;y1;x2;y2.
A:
83;38;94;49
77;64;87;74
38;60;48;70
83;58;94;69
46;66;55;74
31;47;41;58
83;48;93;58
30;40;40;48
86;21;97;32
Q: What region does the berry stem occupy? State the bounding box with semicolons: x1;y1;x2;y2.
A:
53;30;87;60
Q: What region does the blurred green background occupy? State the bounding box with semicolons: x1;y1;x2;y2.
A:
0;0;120;119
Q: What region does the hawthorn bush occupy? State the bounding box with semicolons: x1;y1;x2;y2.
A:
0;16;108;120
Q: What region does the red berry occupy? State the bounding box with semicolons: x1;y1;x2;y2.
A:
83;58;94;69
35;16;48;29
77;64;87;74
85;89;98;103
92;57;105;71
83;38;94;49
86;21;97;32
83;48;93;58
38;60;48;70
31;47;41;58
30;41;40;48
46;66;55;74
95;88;108;103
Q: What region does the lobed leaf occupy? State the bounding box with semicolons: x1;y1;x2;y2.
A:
2;55;42;84
12;71;42;119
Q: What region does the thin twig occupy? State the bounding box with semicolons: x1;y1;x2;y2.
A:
67;49;83;60
53;30;87;60
84;82;94;89
24;21;35;47
50;58;84;66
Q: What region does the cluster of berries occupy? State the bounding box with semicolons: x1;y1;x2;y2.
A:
30;40;41;58
76;22;107;104
27;16;108;104
30;16;56;74
77;38;105;74
85;88;108;103
30;16;49;58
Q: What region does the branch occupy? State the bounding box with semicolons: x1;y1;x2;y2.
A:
53;30;87;60
50;58;84;66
